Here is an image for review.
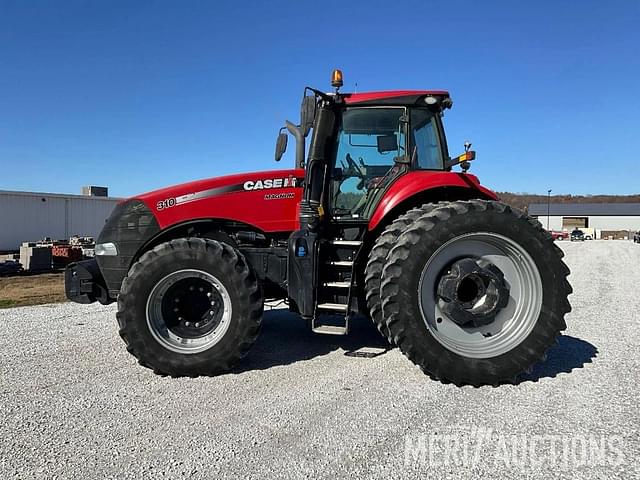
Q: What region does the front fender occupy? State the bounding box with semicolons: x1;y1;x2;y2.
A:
368;171;498;231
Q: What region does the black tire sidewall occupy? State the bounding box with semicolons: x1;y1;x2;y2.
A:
383;202;568;383
118;239;262;375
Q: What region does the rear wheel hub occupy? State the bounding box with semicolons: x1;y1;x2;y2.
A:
437;258;510;327
419;232;543;359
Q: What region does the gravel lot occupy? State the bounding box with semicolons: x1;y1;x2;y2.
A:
1;241;638;479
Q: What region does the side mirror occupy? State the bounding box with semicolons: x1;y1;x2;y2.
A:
274;130;288;162
300;95;317;137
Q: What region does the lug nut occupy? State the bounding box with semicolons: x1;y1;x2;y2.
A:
174;298;180;303
185;321;191;327
189;286;194;291
195;322;200;328
209;311;215;316
173;307;179;313
207;292;212;297
210;301;215;306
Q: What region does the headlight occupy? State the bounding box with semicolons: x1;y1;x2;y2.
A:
95;242;118;256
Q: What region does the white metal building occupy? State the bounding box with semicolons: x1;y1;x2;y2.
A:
0;190;120;251
529;203;640;234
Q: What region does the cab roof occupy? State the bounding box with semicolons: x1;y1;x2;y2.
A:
342;90;450;106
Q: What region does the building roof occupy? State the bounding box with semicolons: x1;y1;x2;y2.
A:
0;189;121;202
528;203;640;216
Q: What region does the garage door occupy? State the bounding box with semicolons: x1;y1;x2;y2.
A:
562;217;588;229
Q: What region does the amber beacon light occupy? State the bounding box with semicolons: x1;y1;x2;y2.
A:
331;69;343;89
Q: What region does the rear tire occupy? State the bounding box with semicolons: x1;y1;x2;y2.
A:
380;200;571;386
117;238;263;376
364;205;435;340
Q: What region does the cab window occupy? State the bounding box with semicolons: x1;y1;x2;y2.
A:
411;109;444;170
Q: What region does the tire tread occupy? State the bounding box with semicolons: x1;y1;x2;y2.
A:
380;200;571;386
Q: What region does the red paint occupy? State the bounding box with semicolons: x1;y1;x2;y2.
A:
550;230;568;241
135;169;305;233
368;171;498;231
344;90;450;104
134;168;496;235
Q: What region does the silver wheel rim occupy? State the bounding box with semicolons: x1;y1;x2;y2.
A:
419;232;543;359
146;269;232;354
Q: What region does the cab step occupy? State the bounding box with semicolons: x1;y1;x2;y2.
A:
316;302;348;312
311;324;348;335
323;281;351;288
328;260;353;267
330;240;363;247
312;304;350;335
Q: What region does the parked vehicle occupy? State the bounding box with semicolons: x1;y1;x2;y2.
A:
634;231;640;243
0;260;23;276
64;70;572;386
550;230;568;241
571;229;585;241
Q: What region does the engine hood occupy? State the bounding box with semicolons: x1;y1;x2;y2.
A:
134;168;305;232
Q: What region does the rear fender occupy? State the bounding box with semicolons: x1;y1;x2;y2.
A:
368;171;498;232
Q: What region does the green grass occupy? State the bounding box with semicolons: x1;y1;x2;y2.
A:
0;299;17;309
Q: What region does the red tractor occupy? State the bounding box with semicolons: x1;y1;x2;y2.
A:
66;70;571;386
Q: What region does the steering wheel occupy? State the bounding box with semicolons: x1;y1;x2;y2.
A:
346;153;366;178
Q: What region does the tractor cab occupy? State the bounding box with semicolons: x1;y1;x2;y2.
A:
330;101;443;220
276;70;477;333
276;70;475;224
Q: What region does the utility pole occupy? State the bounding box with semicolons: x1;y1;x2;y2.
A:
547;189;552;230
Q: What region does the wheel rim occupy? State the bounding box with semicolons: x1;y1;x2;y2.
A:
418;232;543;359
146;269;232;354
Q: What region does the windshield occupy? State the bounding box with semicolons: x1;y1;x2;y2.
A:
332;107;406;217
337;108;406;166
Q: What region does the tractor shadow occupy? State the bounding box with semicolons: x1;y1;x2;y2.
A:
517;334;598;383
234;309;391;373
235;309;598;383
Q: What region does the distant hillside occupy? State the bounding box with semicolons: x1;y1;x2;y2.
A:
496;193;640;212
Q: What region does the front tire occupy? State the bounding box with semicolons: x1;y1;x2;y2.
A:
380;200;571;386
117;238;263;376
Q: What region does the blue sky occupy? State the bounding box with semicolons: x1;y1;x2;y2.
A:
0;0;638;197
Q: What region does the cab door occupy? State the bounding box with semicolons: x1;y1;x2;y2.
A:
329;107;407;221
